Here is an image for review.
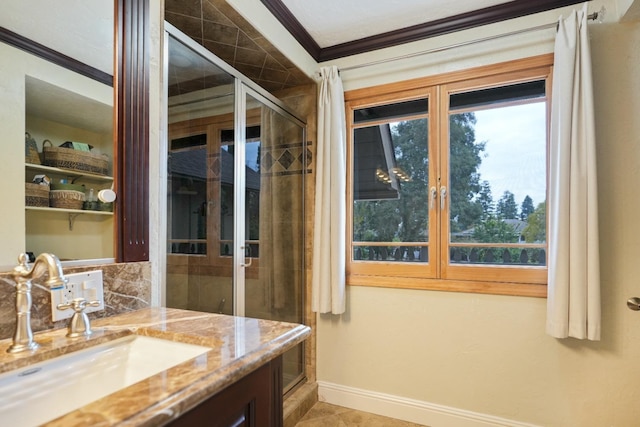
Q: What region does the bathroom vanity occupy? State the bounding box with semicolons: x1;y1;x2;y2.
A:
0;307;310;426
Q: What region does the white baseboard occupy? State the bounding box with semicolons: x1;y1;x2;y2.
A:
317;381;541;427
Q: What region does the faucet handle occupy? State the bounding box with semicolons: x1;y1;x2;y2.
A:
57;298;101;338
57;298;100;312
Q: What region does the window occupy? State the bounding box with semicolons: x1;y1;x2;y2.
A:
346;55;552;296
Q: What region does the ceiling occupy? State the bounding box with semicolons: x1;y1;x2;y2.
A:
260;0;591;61
0;0;113;74
165;0;313;93
280;0;508;48
0;1;113;134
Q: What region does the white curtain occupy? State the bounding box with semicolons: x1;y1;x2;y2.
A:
312;66;346;314
547;3;600;340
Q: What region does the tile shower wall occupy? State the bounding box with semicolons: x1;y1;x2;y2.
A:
276;84;317;385
0;261;151;340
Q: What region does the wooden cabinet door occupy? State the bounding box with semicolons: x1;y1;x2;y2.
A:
168;356;283;427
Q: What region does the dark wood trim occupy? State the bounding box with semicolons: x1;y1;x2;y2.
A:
270;355;283;426
115;0;150;262
261;0;591;61
259;0;322;59
0;26;113;86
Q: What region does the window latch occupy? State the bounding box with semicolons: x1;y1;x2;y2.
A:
440;186;447;210
430;187;437;209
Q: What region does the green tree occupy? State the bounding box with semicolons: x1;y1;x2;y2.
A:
520;195;534;220
353;112;486;243
352;119;430;244
496;191;518;219
472;215;519;243
393;119;431;243
477;180;494;219
448;113;485;232
523;202;546;243
353;199;399;242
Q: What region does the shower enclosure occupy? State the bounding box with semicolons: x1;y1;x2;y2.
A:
163;23;306;392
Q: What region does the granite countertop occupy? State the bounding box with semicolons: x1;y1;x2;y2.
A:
0;307;311;426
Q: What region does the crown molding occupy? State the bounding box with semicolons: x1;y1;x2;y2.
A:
260;0;591;62
0;26;112;86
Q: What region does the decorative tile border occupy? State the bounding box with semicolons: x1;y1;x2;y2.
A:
261;141;312;177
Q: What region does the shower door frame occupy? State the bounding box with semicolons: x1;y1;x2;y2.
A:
161;23;307;391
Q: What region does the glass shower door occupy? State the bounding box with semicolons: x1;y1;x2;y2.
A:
243;91;306;389
165;34;236;316
164;29;306;393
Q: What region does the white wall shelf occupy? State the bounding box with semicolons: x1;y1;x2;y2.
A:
26;163;113;183
25;206;113;216
26;206;112;230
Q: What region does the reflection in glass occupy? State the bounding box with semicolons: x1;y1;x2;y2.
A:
218;139;261;258
165;33;306;393
352;99;429;263
169;144;207;255
245;94;306;388
165;34;236;321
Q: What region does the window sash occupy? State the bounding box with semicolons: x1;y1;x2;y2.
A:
345;55;553;296
347;88;439;280
439;72;550;285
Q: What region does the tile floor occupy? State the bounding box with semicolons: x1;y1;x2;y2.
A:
295;402;428;426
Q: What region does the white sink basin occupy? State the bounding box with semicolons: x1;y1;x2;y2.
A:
0;335;210;426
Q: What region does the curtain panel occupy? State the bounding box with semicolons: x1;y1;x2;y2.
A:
547;3;601;340
312;66;347;314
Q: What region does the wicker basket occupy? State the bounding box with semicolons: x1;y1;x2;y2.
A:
49;190;85;210
42;140;109;175
25;183;49;207
25;132;41;165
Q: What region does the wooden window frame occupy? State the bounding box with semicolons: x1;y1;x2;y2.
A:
345;54;553;298
348;87;438;281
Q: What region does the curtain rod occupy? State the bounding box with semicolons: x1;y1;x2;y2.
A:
334;6;605;74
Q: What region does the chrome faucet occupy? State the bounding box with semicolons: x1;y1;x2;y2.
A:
8;253;67;353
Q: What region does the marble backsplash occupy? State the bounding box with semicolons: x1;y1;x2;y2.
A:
0;261;151;340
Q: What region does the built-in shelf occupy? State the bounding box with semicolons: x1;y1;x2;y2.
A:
26;206;112;230
23;74;114;260
26;163;113;183
25;206;113;216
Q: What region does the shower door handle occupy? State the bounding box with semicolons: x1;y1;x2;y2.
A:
241;245;253;268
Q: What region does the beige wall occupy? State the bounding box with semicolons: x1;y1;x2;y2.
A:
315;18;640;427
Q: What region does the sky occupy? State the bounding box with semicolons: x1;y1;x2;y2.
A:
472;101;547;211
